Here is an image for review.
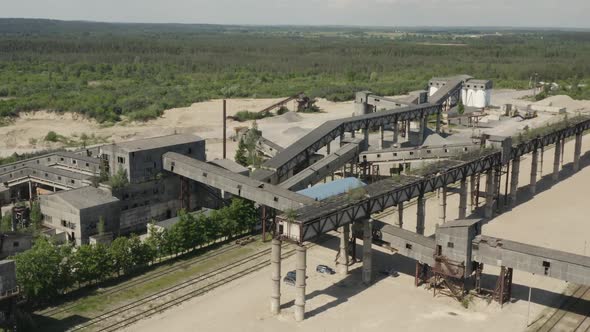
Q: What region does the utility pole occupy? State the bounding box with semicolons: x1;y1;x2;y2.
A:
223;99;227;159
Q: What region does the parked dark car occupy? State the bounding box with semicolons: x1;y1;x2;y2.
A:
316;265;336;275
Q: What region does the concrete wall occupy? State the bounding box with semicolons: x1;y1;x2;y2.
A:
360;144;478;164
116;176;196;234
472;236;590;285
40;194;120;245
0;260;17;294
0;233;33;259
435;223;479;277
100;140;206;184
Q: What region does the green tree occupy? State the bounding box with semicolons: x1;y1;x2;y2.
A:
128;235;153;269
457;99;465;115
235;139;249;167
109;237;132;276
109;167;129;189
1;213;12;232
72;244;112;286
14;239;71;303
29;202;42;230
146;222;166;262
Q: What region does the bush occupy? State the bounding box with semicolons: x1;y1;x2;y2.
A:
277;106;289;115
44;131;59;142
233;110;273;122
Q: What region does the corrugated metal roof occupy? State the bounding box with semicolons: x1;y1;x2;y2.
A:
297;178;366;201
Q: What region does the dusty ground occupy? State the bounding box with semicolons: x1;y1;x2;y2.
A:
0;98;353;159
3;89;588;160
124;127;590;332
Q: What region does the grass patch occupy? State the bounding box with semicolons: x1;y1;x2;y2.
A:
37;240;266;331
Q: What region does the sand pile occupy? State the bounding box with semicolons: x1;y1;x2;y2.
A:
265;111;302;124
534;95;590;111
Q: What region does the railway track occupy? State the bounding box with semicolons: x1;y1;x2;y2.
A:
39;241;243;318
533;285;590;332
67;242;301;332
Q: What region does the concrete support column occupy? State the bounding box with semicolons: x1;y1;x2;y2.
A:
378;126;385;149
393;121;399;145
28;182;33;200
469;174;476;212
340;132;345;143
416;195;425;235
326;141;331;155
561;138;566;167
405;120;411;140
553;139;562;181
530;149;538;195
270;239;282;315
436;111;442;133
510;158;520;207
438;186;447;225
418;116;426;145
294;245;307;322
337;225;350;275
363;126;369;149
362;219;373;285
458;178;467;219
574;133;582;172
396;202;404;228
484;170;495;219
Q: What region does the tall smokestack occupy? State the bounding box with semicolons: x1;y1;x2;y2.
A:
223;99;227;159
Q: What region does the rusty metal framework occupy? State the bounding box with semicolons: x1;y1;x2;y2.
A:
431;256;468;301
474;263;513;307
180;176;190;211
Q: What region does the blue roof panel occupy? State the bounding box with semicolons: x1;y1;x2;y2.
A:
297;178;366;201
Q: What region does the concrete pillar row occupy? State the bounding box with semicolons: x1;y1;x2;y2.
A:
438;186;447;225
270;239;282;315
530;149;539;195
510;158;520;208
396;202;404;229
393;121;399;145
484;170;495;219
294;245;307;322
362;219;373;285
553;139;562;181
337;224;350;275
574;133;583;172
416;195;425;235
458;178;468;219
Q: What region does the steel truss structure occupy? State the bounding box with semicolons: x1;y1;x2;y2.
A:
277;116;590;244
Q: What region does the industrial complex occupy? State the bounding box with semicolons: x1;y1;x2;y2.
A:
0;74;589;329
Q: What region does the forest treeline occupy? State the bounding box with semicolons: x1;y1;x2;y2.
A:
0;19;589;123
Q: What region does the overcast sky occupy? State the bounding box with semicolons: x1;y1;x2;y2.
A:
2;0;589;28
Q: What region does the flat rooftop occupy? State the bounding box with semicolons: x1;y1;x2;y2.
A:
48;186;119;209
112;134;203;152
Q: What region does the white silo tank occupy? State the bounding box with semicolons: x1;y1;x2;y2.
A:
474;89;486;108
